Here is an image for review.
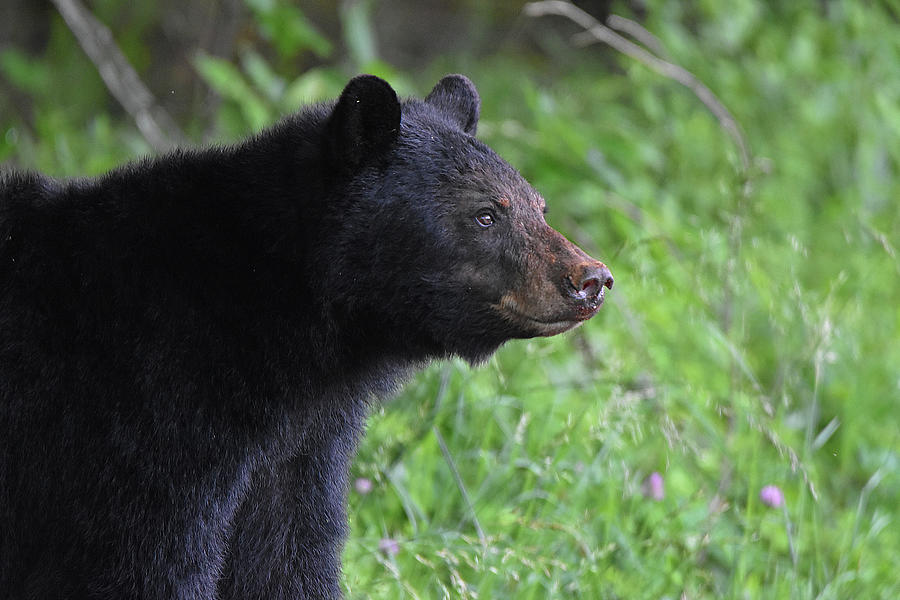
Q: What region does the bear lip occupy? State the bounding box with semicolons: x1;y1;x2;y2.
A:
494;295;603;337
512;313;592;337
530;317;586;337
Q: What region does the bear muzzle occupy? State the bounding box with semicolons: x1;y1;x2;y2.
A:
490;219;614;338
494;259;613;338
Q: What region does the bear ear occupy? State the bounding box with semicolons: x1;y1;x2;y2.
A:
425;74;480;135
326;74;401;169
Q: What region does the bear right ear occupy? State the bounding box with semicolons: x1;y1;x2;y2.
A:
326;75;401;170
425;74;481;135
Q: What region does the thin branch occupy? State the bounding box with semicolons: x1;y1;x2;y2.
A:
583;14;669;59
525;0;750;173
51;0;187;152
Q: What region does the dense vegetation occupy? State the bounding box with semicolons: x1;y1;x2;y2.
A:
2;1;897;597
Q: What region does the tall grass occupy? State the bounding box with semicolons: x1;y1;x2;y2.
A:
346;2;899;597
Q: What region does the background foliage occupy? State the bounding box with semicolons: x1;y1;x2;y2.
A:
1;1;898;598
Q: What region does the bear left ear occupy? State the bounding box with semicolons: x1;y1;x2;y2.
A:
425;74;480;135
326;74;401;169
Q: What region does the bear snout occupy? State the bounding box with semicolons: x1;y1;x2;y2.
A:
566;262;614;305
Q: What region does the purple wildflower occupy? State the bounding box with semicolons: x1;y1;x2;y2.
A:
378;537;400;556
760;485;784;508
354;477;373;495
642;471;665;501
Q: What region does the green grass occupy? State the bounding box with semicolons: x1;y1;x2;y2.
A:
344;3;900;598
2;1;897;597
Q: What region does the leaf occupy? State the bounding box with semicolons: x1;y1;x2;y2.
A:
193;54;272;131
240;50;285;103
341;0;378;68
245;0;333;59
0;49;51;96
282;68;344;108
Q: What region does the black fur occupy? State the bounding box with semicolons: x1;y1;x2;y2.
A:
0;74;611;598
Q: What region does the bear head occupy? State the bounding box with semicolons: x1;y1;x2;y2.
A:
320;74;613;365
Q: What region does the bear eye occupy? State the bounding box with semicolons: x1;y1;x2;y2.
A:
475;211;495;228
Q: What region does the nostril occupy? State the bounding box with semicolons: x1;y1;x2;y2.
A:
601;268;614;290
580;277;600;295
569;264;613;302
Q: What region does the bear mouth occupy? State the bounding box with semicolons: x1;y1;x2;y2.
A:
523;316;587;337
494;296;602;337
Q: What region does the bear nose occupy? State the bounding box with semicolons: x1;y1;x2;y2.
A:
569;263;614;302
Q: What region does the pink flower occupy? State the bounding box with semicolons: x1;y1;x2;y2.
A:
760;485;784;508
354;477;373;495
378;537;400;556
642;471;664;501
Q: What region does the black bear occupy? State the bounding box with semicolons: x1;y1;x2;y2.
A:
0;74;613;599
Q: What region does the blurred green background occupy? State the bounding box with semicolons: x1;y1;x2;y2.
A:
2;1;898;598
